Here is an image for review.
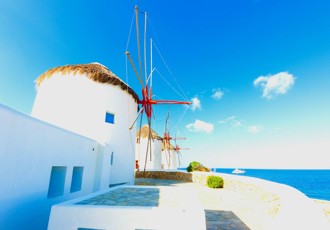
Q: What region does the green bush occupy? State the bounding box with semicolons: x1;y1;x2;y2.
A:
186;161;210;172
207;175;224;189
186;161;199;172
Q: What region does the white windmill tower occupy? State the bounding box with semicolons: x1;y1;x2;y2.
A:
31;63;139;185
135;124;163;171
161;112;189;170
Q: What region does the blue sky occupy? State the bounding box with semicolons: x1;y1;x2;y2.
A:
1;0;329;169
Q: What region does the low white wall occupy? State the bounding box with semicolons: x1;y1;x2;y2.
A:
216;173;330;230
266;180;330;230
0;104;111;229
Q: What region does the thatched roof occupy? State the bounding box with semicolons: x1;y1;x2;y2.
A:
136;125;176;150
136;125;162;140
35;63;139;101
162;141;175;151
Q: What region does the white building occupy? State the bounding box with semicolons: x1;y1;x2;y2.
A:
0;104;102;229
136;125;163;170
0;63;139;229
32;63;138;184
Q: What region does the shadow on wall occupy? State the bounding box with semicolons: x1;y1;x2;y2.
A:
205;210;251;230
2;192;54;230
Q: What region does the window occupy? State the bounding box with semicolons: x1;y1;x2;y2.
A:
70;167;84;193
48;166;67;198
105;111;115;124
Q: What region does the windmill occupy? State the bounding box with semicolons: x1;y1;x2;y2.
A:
162;112;189;169
173;142;190;168
126;6;191;171
136;124;163;171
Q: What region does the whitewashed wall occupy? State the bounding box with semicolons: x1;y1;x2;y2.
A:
162;150;179;170
136;138;162;170
31;72;137;185
170;151;178;169
0;103;112;229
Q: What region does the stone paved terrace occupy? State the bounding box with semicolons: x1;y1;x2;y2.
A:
76;187;180;207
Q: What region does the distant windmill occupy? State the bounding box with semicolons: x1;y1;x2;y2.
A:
136;124;163;171
172;142;190;168
162;112;189;169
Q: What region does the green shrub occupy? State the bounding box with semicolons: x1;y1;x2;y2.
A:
207;175;224;189
186;161;210;172
187;161;199;172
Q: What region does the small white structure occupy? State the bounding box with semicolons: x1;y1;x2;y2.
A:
32;63;138;185
136;125;163;170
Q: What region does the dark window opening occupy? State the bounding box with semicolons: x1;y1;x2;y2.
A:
70;166;84;193
48;166;67;198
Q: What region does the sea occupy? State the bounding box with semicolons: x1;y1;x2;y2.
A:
211;168;330;201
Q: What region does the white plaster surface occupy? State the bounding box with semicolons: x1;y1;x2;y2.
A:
162;149;179;170
218;173;330;230
0;104;108;229
136;138;162;170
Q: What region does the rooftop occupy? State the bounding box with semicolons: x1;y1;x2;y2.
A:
35;63;139;101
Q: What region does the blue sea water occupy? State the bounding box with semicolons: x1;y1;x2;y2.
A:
212;168;330;201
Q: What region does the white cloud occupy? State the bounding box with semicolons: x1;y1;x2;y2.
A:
186;119;214;133
219;115;235;124
253;72;295;99
247;125;263;134
191;97;201;111
219;116;242;128
211;89;224;100
232;120;242;128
